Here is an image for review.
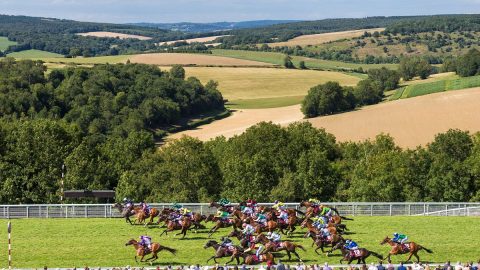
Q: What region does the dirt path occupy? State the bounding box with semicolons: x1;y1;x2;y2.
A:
308;87;480;148
168;105;304;141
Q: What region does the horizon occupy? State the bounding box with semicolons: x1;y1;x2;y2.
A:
0;0;479;24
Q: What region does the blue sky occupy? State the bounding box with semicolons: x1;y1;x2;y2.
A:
1;0;480;23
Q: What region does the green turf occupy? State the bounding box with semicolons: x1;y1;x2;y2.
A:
211;49;398;71
227;96;306;109
34;54;130;64
388;87;406;101
0;37;17;51
0;217;478;268
7;49;64;58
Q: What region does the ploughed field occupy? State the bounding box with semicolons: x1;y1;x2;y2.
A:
0;217;478;268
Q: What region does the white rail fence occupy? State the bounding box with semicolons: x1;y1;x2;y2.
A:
1;202;479;219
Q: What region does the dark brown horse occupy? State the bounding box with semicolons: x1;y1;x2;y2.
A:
380;236;433;263
125;239;177;263
203;240;243;264
228;230;252;249
208;217;242;237
255;233;305;261
299;201;352;224
160;217;192;238
331;242;383;264
241;252;275;265
113;203;138;225
304;231;345;254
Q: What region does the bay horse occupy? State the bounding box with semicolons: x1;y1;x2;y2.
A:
228;230;253;249
208;217;242;238
380;236;433;263
241;252;275;265
125;239;176;263
255;233;305;261
331;242;383;264
160;217;192;238
299;201;353;224
113;203;138;225
304;231;345;255
266;211;297;236
243;216;278;234
203;240;243;264
300;218;339;236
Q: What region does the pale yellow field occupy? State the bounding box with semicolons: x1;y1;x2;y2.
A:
159;35;230;45
171;88;480;148
129;53;271;66
76;31;152;40
269;28;385;47
183;67;360;100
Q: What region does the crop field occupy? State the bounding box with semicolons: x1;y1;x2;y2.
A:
32;55;131;64
183;67;360;108
159;35;230;45
130;53;272;66
77;31;152;40
269;28;385;47
211;49;398;71
6;49;64;58
390;74;480;100
0;216;478;268
308;88;480;148
0;36;17;51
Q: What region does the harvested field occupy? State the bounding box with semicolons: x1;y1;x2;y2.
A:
77;31;152;40
129;53;272;66
269;28;385;47
159;35;230;45
168;104;304;141
308;87;480;148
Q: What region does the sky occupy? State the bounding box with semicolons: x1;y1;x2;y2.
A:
0;0;480;23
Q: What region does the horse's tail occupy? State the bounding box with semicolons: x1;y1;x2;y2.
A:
419;245;433;253
340;216;354;221
369;251;383;260
161;245;177;255
295;244;306;251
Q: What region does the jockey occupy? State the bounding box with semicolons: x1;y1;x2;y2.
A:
242;223;255;237
344;239;359;251
180;207;192;218
139;201;150;216
247;199;258;211
254;212;267;227
320;205;333;218
277;209;289;223
272;200;286;210
312;215;327;229
266;232;281;244
218;236;233;253
393;232;408;244
214;209;230;221
242;204;254;216
123;197;133;208
218;198;231;207
139;235;152;251
308;198;321;206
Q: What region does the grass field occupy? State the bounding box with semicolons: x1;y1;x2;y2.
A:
7;49;64;58
130;53;271;67
269;28;385;47
0;36;17;51
211;49;398;71
0;217;478;268
390;74;480;100
183;67;360;108
77;31;152;40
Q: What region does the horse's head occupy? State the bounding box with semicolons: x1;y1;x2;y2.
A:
203;240;217;249
125;239;137;246
380;236;391;245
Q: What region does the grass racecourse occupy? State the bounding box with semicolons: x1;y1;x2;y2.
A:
0;217;478;268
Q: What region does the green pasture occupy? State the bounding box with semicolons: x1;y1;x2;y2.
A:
211;49;398;71
0;37;17;51
32;54;130;64
6;49;64;58
0;217;478;268
227;96;305;109
390;74;480;100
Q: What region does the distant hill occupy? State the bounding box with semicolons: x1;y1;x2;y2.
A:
131;20;301;33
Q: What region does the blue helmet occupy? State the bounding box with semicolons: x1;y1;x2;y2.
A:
393;232;398;237
346;240;351;244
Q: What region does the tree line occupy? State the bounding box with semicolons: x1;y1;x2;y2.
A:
1;119;479;203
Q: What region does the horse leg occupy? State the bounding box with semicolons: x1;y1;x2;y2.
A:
286;250;291;261
414;253;420;263
405;252;414;263
292;250;302;262
135;256;138;263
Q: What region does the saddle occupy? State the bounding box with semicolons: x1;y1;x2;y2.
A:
400;243;410;252
350;249;362;258
252;254;265;263
273;241;283;249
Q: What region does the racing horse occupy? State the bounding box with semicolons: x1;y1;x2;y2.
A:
241;252;275;265
304;231;345;255
331;242;383;264
380;236;433;263
160;217;192;239
203;240;244;264
265;210;297;236
300;201;353;225
113;203;138;225
255;233;305;261
207;216;242;238
125;239;177;263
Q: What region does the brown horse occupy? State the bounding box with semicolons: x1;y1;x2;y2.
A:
304;231;344;255
113;203;138;225
228;230;253;249
300;219;338;236
203;240;243;264
380;236;433;263
266;211;297;236
208;217;242;238
241;252;275;265
125;239;177;263
144;208;160;226
160;217;192;238
255;233;305;261
331;242;383;264
299;201;352;225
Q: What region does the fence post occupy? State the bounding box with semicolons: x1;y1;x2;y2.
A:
445;205;448;216
352;204;355;216
423;204;426;216
26;206;29;218
389;204;392;216
408;204;411;216
46;206;49;218
105;205;107;218
370;204;373;216
7;206;9;219
85;205;88;218
200;205;203;215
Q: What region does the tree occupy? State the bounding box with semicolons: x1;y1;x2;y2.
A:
301;81;354;118
298;61;306;69
456;48;480;77
399;57;432;81
354;79;383;105
170;65;186;79
283;55;295;69
367;67;400;91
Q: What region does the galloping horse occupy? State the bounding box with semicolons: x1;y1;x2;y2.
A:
255;233;305;261
125;239;177;263
243;216;278;234
301;218;339;236
266;210;297;236
331;242;383;264
300;201;353;225
228;230;252;249
380;236;433;263
241;252;275;265
304;231;344;255
208;217;242;238
160;217;192;238
203;240;243;264
113;203;138;224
